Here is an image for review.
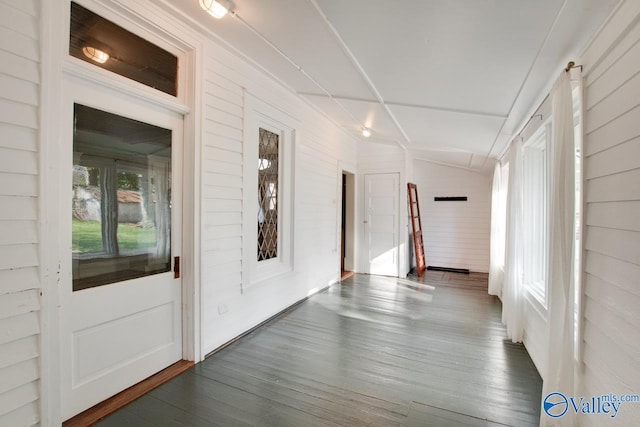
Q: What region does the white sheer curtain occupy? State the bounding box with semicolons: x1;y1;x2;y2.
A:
488;162;507;296
541;70;579;426
501;139;525;343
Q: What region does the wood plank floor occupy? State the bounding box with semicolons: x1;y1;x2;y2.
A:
96;272;542;426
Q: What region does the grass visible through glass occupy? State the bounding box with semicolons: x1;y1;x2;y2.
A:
72;219;157;253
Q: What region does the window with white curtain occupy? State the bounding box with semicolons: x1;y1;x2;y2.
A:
522;122;550;304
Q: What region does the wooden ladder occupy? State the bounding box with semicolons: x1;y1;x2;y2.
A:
407;183;426;276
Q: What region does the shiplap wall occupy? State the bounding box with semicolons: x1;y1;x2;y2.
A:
412;160;491;273
579;0;640;425
0;0;41;425
200;43;357;354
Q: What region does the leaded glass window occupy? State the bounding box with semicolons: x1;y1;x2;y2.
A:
257;128;279;261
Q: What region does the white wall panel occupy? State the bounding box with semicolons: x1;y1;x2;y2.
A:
0;0;41;424
0;27;39;62
523;294;547;377
0;123;37;151
199;41;357;355
579;1;640;424
0;336;39;371
412;160;491;273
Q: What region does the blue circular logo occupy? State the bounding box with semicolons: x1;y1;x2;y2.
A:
544;392;568;418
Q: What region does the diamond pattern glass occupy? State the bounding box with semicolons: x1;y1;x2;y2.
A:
258;128;279;261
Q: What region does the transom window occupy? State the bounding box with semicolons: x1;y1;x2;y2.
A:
69;2;178;96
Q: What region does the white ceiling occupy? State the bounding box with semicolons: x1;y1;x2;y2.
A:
166;0;620;173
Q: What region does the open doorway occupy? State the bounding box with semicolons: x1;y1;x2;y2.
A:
341;172;355;280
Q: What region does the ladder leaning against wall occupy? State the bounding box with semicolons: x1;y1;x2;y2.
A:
407;183;426;277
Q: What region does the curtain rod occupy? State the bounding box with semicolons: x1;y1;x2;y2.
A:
499;60;582;160
565;61;583;72
522;61;582;130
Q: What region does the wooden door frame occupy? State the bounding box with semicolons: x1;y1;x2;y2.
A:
338;167;356;275
39;1;202;424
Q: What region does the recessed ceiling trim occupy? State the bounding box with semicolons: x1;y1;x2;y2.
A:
482;0;569;167
385;100;508;119
308;0;409;150
412;154;491;176
300;92;509;119
298;92;377;104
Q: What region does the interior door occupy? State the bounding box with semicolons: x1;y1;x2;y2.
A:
60;82;183;419
364;173;399;276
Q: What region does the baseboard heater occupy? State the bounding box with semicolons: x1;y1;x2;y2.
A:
427;266;470;274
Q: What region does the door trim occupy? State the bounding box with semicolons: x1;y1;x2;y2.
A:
62;360;194;427
39;1;202;424
338;167;356;275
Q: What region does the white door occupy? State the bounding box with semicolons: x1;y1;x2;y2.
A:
60;81;183;419
364;173;399;276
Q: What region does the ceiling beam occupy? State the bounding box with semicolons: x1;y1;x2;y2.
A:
298;92;509;119
308;0;409;150
482;0;569;168
228;9;373;137
411;153;493;176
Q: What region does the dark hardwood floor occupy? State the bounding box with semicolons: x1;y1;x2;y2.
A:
96;272;542;426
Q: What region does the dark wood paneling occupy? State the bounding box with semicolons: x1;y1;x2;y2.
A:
96;273;542;426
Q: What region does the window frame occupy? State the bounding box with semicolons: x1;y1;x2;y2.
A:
521;121;551;306
242;94;296;291
257;127;281;262
69;1;179;97
62;0;190;113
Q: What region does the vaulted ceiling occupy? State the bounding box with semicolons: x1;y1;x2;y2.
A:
168;0;619;173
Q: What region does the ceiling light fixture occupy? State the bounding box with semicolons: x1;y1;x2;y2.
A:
362;128;372;138
82;46;109;64
199;0;229;19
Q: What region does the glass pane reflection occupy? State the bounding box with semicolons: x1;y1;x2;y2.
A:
72;104;172;291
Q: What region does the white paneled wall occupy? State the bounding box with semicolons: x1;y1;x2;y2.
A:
522;295;547;378
0;0;41;425
580;0;640;425
200;44;357;355
412;160;491;273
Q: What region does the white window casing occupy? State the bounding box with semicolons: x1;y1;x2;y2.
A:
522;121;551;307
242;93;295;290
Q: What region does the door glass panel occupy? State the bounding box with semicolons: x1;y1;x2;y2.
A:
72;104;172;291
